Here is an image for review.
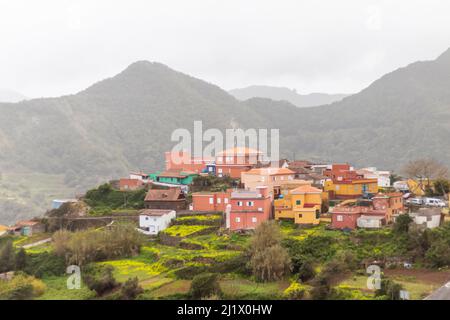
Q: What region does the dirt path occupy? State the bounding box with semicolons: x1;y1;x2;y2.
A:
21;238;52;249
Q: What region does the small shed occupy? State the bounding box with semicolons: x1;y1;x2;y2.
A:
357;215;385;229
138;209;176;235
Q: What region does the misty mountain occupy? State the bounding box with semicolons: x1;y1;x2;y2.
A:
229;85;349;107
0;89;27;103
1;48;450;224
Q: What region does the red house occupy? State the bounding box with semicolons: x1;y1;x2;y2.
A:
229;186;272;231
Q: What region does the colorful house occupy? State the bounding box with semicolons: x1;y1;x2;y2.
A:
324;164;378;199
241;167;296;197
191;190;231;212
331;193;404;230
228;186;272;231
274;185;323;225
149;170;198;185
215;147;263;179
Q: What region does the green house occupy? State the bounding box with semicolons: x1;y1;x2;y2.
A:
149;170;198;185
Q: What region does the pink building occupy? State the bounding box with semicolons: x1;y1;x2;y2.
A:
229;186;272;231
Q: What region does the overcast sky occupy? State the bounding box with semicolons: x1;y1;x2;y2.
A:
1;0;450;98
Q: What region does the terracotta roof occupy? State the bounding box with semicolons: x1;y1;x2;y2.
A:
145;188;184;202
140;209;174;216
303;203;320;208
217;147;262;156
291;185;323;194
244;167;295;176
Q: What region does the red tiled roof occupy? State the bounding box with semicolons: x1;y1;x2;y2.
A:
291;185;323;194
303;203;320;208
119;179;143;187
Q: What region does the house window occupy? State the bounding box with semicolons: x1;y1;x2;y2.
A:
336;185;340;191
226;156;233;163
224;198;229;204
217;198;221;204
145;217;149;220
296;200;301;205
252;217;257;223
298;214;303;218
337;215;343;222
247;201;254;206
235;217;241;222
218;168;223;173
237;201;243;206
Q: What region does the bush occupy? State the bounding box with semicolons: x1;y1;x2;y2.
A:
375;279;404;300
283;281;306;300
83;265;118;296
189;273;222;299
393;214;413;234
120;277;144;300
297;260;316;282
24;252;66;278
53;224;145;266
0;273;46;300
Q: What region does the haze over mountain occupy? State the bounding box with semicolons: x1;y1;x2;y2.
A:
0;47;450;224
229;86;349;107
0;89;27;103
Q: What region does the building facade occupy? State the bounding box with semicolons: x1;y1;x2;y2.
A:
274;185;323;225
139;209;176;235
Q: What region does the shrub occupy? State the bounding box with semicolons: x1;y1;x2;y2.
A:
375;279;404;300
283;281;306;300
15;248;27;271
83;265;119;296
393;214;413;234
0;273;46;300
120;277;144;300
53;224;145;266
189;273;222;299
24;252;66;278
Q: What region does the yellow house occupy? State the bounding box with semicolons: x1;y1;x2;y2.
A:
324;178;378;199
274;185;323;225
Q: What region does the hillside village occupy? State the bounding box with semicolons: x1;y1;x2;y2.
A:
1;147;450;300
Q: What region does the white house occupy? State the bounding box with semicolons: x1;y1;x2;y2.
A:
358;167;391;188
129;172;150;182
410;208;442;229
138;209;176;235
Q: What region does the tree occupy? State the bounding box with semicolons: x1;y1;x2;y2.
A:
0;240;15;273
433;179;450;198
15;248;28;271
402;158;449;193
120;277;143;300
393;214;413;234
189;273;222;299
389;173;402;186
248;222;291;282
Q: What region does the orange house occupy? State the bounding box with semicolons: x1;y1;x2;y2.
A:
191;190;231;212
215;147;263;179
